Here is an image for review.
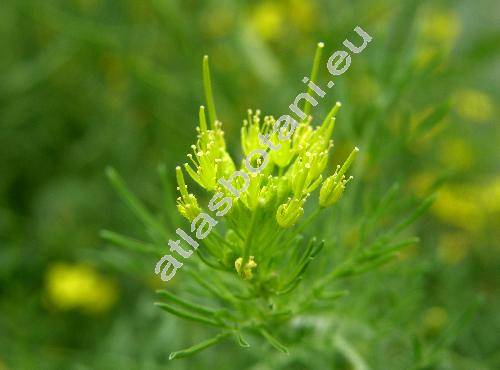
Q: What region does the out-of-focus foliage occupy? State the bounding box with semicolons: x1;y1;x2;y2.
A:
0;0;498;369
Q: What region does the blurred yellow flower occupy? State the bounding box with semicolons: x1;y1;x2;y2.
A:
481;177;500;215
250;2;284;41
454;89;494;123
46;263;118;314
438;233;469;264
431;185;485;231
421;10;461;46
415;9;461;69
423;306;448;332
409;171;437;198
439;137;474;171
289;0;315;31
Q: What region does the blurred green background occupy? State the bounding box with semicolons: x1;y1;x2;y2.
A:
0;0;498;369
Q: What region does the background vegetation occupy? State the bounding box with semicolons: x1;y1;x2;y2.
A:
0;0;498;369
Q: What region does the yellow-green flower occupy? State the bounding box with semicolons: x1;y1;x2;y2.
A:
289;0;316;32
184;106;235;191
319;147;359;208
276;197;306;228
431;185;485;231
235;256;257;280
454;89;494;123
250;2;285;41
176;166;202;221
439;137;475;171
421;10;461;45
45;263;118;314
482;177;500;214
415;9;461;68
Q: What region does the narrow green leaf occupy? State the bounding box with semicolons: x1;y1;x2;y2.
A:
259;328;289;355
366;182;400;228
296;237;316;267
334;334;369;370
156;289;217;316
415;101;450;136
319;290;349;301
330;263;356;279
235;333;250;348
169;332;231;360
154;302;223;328
310;240;325;258
365;237;419;260
187;270;239;305
106;167;166;241
372;194;435;248
195;249;227;271
269;309;293;319
100;229;160;255
277;277;303;296
283;239;324;291
354;253;397;274
427;296;483;361
392;194;436;236
157;163;178;222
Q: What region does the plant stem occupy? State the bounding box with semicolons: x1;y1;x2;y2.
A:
242;209;258;264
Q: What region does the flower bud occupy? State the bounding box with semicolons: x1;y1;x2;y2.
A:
235;256;257;280
276;197;305;228
241;109;262;156
318;147;358;208
175;166;201;221
319;174;353;208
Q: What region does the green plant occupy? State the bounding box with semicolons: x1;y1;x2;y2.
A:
103;45;434;361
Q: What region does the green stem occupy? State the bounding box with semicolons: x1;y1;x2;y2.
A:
242;209;258;264
202;55;217;127
282;207;321;246
304;42;324;117
334;334;369;370
209;229;236;251
278;166;285;177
